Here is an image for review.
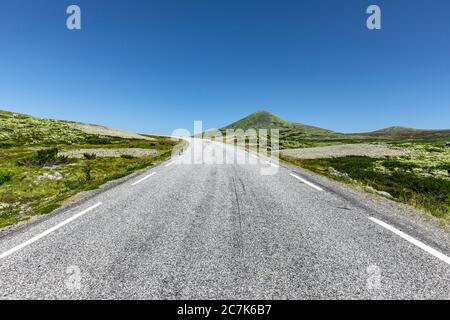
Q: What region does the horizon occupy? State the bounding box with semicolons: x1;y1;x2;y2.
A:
1;0;450;134
2;106;449;135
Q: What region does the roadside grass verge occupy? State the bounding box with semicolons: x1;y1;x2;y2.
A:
281;154;450;221
0;138;179;229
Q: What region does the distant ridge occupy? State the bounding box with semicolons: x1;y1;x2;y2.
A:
222;111;450;141
358;126;450;139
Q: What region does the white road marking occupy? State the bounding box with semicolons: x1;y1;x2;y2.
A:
369;217;450;265
131;172;156;186
0;202;103;260
165;161;175;167
264;160;278;168
290;173;324;191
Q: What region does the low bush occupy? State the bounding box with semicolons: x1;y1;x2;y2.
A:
83;152;97;160
83;164;92;182
84;136;112;145
17;148;70;166
120;154;134;159
57;154;70;164
0;171;13;185
0;143;13;149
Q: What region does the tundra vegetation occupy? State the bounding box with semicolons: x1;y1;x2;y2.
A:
0;110;180;228
222;111;450;222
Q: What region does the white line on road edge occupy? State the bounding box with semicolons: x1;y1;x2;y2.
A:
131;172;157;186
165;161;175;167
369;217;450;265
0;202;103;260
290;173;324;191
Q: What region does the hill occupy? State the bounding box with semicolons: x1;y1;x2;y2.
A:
0;109;151;148
219;110;364;149
358;126;450;139
223;110;338;135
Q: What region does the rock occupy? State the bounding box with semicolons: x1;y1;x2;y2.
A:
329;167;349;178
367;186;393;199
0;203;10;210
37;172;63;181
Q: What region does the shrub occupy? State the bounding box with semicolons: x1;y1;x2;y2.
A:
17;148;56;166
0;171;12;185
83;152;97;160
64;181;81;191
0;143;13;149
83;164;92;182
84;136;111;145
58;186;71;194
17;148;70;166
36;147;58;164
120;154;134;159
56;154;70;164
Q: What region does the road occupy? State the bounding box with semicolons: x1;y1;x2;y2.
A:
0;138;449;299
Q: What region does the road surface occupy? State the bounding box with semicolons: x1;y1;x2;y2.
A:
0;139;449;299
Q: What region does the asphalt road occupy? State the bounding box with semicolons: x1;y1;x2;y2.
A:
0;138;449;299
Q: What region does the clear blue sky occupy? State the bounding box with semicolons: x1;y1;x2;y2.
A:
1;0;449;134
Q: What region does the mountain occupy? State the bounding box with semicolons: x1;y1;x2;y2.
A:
218;110;370;148
222;110;345;139
223;110;290;130
358;126;450;139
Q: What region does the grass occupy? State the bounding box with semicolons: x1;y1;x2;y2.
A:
0;109;180;229
281;150;450;220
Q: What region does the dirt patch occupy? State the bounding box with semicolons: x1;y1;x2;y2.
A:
60;148;158;158
281;143;409;159
69;123;154;140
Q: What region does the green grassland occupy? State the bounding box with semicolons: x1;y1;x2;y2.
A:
0;110;180;228
281;140;450;221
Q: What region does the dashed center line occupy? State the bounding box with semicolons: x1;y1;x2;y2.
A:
290;173;324;191
0;202;103;260
369;217;450;265
131;172;157;186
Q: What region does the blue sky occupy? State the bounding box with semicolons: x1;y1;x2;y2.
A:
1;0;449;134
